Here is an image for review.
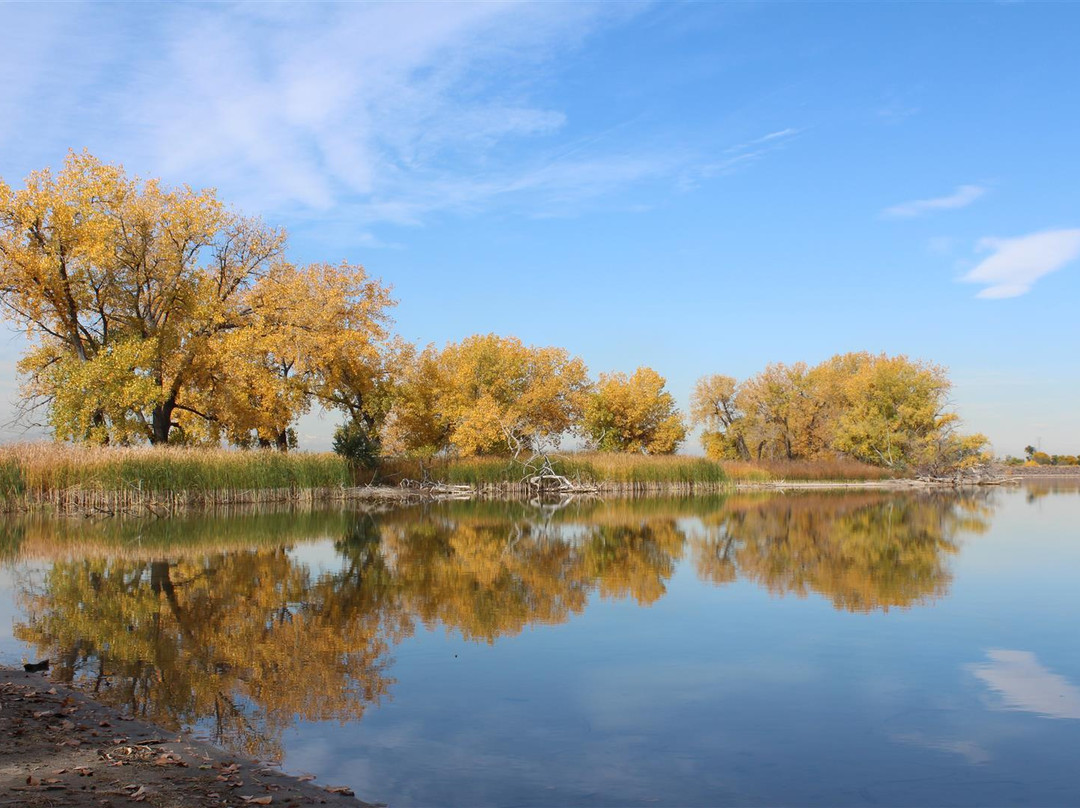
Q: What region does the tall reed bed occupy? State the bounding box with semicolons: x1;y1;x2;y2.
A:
0;443;351;511
377;452;729;487
377;452;892;488
721;458;897;483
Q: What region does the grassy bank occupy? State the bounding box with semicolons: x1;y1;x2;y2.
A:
380;454;894;487
0;443;900;512
0;443;351;512
378;452;730;487
721;458;897;483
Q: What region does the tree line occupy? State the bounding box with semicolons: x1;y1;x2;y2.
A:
691;355;988;472
0;153;987;471
1003;446;1080;466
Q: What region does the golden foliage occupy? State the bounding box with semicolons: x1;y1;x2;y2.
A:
582;366;687;454
694;353;989;471
0;152;393;448
383;334;590;457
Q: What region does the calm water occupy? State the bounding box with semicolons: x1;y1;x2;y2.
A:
2;484;1079;807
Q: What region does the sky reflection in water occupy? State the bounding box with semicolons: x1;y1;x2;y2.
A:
1;485;1079;806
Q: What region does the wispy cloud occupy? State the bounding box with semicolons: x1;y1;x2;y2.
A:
725;128;801;153
678;127;800;190
2;2;780;235
882;184;986;219
962;228;1080;299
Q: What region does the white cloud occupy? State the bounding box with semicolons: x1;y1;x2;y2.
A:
882;184;986;219
962;228;1080;299
0;3;801;234
0;2;690;228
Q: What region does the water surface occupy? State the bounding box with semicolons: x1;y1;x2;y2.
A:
2;485;1079;806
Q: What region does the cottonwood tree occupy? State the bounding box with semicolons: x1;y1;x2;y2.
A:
382;334;590;457
582;366;687;454
0;152;393;446
693;353;988;470
690;374;748;460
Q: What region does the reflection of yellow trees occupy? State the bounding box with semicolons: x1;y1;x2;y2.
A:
690;492;990;612
376;507;685;640
579;521;684;605
16;548;400;760
14;491;993;753
382;519;589;642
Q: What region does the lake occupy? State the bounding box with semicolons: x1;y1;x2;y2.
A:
2;483;1079;806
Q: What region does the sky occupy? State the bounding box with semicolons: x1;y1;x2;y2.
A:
0;0;1078;456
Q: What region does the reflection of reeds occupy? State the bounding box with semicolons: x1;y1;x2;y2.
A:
1;506;351;562
0;443;350;512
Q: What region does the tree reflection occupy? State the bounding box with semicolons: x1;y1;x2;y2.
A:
16;549;400;760
691;492;990;611
13;490;992;754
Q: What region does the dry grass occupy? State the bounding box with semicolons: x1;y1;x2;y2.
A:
721;458;898;483
378;453;893;487
0;443;351;510
377;452;730;487
0;442;899;512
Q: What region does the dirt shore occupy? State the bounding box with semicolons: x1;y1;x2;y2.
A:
0;666;373;808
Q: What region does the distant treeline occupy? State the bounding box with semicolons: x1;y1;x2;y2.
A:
1004;446;1080;466
0;152;986;473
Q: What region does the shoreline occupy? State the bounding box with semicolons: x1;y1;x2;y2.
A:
4;473;1067;515
3;465;1076;516
0;665;371;807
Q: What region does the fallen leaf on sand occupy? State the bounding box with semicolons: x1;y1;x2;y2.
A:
327;786;355;796
240;796;273;805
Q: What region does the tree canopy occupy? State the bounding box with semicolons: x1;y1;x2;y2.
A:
691;353;989;471
582;367;687;454
0;152;393;447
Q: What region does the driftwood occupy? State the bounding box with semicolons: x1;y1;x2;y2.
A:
398;477;474;499
518;451;599;494
916;463;1018;487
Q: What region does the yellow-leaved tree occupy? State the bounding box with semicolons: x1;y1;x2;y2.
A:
383;334;590;457
690;374;747;460
692;353;988;471
0;152;393;447
582;366;686;454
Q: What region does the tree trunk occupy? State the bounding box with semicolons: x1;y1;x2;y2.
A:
151;401;175;444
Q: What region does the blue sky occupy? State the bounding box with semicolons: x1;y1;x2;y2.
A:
1;1;1078;455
